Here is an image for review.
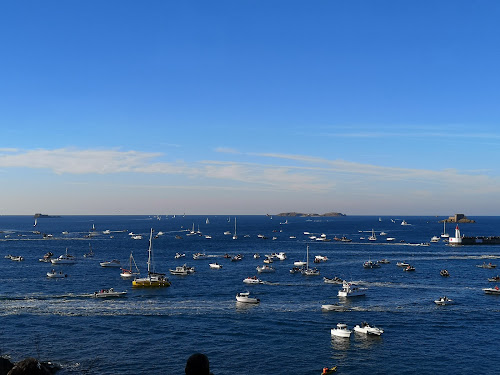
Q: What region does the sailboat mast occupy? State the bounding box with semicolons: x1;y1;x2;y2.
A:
147;228;153;274
306;245;309;270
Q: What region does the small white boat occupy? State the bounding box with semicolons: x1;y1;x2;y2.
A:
192;253;208;260
120;252;140;279
236;291;260;304
363;260;380;269
93;288;127;298
276;252;287;260
483;286;500;295
46;269;68;278
294;261;307;266
321;304;346;311
431;236;440;243
243;276;263;284
488;276;500;282
302;267;320;276
314;255;328;262
434;296;454;305
51;249;76;264
253;253;260;259
323;276;343;284
256;265;275;273
396;262;410;267
131;235;143;240
169;264;195;275
174;253;185;259
354;322;384;335
477;262;497;269
338;281;366;297
10;255;24;261
386;237;396;241
39;252;54;262
401;220;410;226
209;262;222;269
100;259;121;268
331;323;352;338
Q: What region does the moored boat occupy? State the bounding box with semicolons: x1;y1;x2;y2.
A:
132;229;171;287
330;323;352;338
323;276;343;284
256;265;275;273
100;259;121;268
46;269;68;278
51;248;76;265
353;322;384;335
434;296;454;305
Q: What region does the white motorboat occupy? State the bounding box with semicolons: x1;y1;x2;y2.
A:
192;253;208;260
174;252;185;259
353;322;384;335
209;262;222;269
477;262;497;269
378;259;390;264
314;255;328;262
401;220;410;226
131;235;143;240
243;276;263;284
256;265;275;273
363;260;380;269
236;291;260;304
169;264;195;275
253;253;260;259
93;288;127;298
396;262;410;267
51;249;76;264
39;252;54;262
100;259;121;268
231;254;243;262
294;261;307;266
431;236;440;243
488;276;500;282
386;237;396;241
338;280;366;297
434;296;454;305
483;286;500;295
46;269;67;278
321;304;347;311
276;252;287;260
323;276;343;284
10;255;24;261
331;323;352;338
302;267;320;276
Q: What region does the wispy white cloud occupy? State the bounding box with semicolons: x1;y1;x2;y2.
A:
214;147;241;154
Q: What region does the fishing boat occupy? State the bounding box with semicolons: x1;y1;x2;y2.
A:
120;252;140;279
353;322;384;335
330;323;352;338
236;291;260;304
51;248;76;264
434;296;454;305
169;264;195;275
46;269;67;278
256;265;275;273
483;286;500;295
338;280;366;297
209;262;222;269
93;288;127;298
243;276;263;284
132;229;171;287
323;276;343;284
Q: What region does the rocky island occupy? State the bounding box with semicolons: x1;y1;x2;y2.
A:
440;213;475;223
276;212;346;217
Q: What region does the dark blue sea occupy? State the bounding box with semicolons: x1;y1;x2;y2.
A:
1;215;500;374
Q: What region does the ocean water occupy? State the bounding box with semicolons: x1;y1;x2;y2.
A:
1;215;499;375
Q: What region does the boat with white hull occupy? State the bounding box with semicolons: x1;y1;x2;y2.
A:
93;288;127;298
236;292;260;304
331;323;352;338
353;322;384;335
338;281;366;297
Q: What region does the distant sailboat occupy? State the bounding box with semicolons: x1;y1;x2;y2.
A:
441;220;449;238
233;217;238;240
34;218;37;227
121;251;140;279
206;217;210;224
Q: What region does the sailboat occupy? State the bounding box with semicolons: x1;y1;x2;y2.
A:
302;245;320;276
233;217;238;240
34;218;37;227
132;228;171;287
83;243;94;258
120;251;140;279
206;217;210;224
368;229;377;241
441;220;449;238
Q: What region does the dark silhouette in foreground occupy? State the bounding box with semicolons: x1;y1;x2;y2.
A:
185;353;213;375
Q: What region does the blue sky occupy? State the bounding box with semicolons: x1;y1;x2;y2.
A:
1;0;500;215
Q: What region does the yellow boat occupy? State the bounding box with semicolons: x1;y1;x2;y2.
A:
321;366;337;374
132;228;171;288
